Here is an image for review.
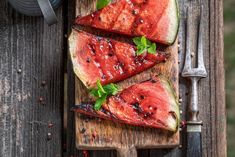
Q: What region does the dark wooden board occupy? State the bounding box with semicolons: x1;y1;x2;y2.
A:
0;0;64;157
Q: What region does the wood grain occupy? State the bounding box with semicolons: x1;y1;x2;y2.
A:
0;0;64;157
72;0;179;153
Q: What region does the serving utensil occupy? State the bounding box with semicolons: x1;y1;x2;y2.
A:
182;6;207;157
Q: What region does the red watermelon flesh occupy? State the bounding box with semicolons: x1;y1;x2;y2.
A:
72;76;179;132
69;29;169;88
75;0;179;45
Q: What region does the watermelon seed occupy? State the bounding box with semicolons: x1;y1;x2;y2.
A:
139;18;144;23
140;95;145;99
132;10;138;15
86;57;91;63
101;74;106;79
114;65;119;70
108;53;113;57
151;79;157;83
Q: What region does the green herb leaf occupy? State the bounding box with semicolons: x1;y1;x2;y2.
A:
97;80;106;94
103;83;119;95
136;47;146;56
90;88;99;97
94;94;107;110
147;43;156;54
90;80;119;110
141;36;147;46
132;36;157;56
96;0;111;10
132;37;142;45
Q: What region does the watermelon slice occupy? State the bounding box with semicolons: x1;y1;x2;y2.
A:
72;75;180;132
69;29;169;88
75;0;179;45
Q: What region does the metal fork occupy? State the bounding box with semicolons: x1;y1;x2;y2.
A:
182;6;207;157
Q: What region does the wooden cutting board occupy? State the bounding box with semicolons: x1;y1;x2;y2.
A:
73;0;179;156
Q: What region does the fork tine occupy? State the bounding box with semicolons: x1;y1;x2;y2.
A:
197;6;207;76
182;7;192;74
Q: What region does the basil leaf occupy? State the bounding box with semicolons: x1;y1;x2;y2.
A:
103;83;119;95
146;39;151;45
132;37;142;45
141;36;147;46
94;94;107;110
90;89;99;97
90;80;119;110
147;43;156;54
97;80;106;93
97;0;111;10
136;47;146;56
133;36;157;56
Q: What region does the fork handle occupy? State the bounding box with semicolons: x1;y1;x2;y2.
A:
187;124;202;157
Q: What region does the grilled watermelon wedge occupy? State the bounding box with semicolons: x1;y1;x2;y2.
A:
72;76;180;132
69;29;169;88
75;0;179;45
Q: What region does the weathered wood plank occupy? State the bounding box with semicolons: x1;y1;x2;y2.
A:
0;1;64;157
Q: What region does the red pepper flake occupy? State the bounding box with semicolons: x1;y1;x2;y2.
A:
41;80;46;86
48;123;54;128
180;120;187;128
39;97;43;102
82;150;89;157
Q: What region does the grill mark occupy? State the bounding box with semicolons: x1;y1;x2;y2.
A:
110;41;127;75
109;1;127;29
130;0;148;34
88;38;108;81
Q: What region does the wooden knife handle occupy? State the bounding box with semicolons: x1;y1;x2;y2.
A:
187;131;202;157
116;146;137;157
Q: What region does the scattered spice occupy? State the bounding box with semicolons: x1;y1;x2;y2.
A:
180;120;187;128
80;128;86;134
17;69;22;73
47;132;52;140
41;80;46;86
82;150;89;157
48;123;53;128
39;97;43;102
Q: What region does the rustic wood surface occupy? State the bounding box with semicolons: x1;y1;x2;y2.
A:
0;0;64;157
0;0;226;157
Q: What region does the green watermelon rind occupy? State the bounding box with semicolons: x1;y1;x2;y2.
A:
158;75;180;132
165;0;180;45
